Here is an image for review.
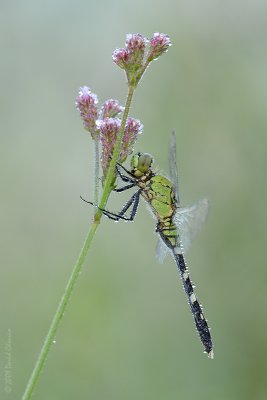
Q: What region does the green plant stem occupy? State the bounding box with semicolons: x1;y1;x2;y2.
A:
22;84;135;400
94;139;100;204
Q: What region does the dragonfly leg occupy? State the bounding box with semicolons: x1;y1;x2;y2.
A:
126;189;141;221
114;164;137;192
114;183;136;193
116;162;133;177
112;189;141;221
80;189;141;222
115;164;135;183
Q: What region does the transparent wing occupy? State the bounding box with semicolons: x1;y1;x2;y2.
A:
155;237;182;264
155;198;208;262
155;238;169;264
156;131;180;264
156;131;209;263
175;198;209;254
169;130;180;205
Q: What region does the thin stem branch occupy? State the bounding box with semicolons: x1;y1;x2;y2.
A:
94;140;100;204
22;83;135;400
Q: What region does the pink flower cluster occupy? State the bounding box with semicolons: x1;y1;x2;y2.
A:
147;32;172;62
76;33;171;178
112;33;171;85
120;118;143;163
76;87;143;176
76;89;123;139
98;117;143;176
75;86;99;139
100;99;124;119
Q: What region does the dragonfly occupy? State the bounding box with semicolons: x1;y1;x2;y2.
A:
81;131;213;358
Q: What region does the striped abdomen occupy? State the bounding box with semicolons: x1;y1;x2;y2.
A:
173;249;213;358
157;220;213;358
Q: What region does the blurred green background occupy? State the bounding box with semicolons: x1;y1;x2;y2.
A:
1;1;267;399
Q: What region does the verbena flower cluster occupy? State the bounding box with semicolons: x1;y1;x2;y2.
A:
112;32;171;86
76;87;143;177
76;32;171;178
98;117;143;176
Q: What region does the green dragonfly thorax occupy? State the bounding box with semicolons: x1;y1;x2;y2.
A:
148;174;178;249
130;153;178;249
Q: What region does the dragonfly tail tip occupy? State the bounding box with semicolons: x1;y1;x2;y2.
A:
207;349;214;359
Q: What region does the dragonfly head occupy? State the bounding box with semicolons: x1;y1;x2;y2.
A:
131;153;153;177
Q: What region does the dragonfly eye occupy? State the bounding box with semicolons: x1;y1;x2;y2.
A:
137;153;152;172
137;153;153;173
131;153;153;177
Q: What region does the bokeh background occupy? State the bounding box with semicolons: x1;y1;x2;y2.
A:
1;1;267;399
